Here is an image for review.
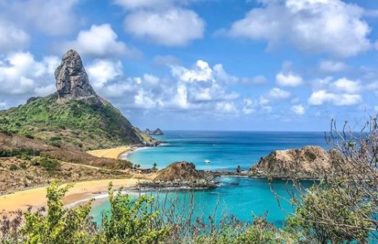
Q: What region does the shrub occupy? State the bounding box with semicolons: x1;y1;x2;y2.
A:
286;186;374;243
31;157;60;172
96;183;170;243
22;182;94;243
0;149;39;158
9;164;18;171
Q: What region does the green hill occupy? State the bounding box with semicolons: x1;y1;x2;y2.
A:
0;50;156;150
0;94;155;150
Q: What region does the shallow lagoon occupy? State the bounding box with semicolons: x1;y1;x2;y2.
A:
91;177;313;226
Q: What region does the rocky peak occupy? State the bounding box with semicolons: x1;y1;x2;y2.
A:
55;49;98;103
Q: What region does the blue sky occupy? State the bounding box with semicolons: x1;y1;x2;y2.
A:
1;0;378;131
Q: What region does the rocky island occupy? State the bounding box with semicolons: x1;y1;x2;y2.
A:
145;128;164;136
139;161;217;189
250;146;341;179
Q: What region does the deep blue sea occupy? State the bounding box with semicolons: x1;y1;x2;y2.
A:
91;131;327;226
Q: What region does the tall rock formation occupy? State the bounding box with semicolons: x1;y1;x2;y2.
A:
55;49;98;103
0;49;158;149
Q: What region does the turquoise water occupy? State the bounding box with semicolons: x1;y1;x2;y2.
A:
126;131;328;170
92;131;326;226
91;177;313;227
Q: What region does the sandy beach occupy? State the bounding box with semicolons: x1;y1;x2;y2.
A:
87;146;134;159
0;178;143;214
0;146;157;214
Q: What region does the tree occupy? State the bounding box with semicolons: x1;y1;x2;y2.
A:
236;165;241;174
152;162;158;171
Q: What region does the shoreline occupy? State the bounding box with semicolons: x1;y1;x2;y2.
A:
87;145;138;160
0;178;145;214
0;145;158;214
120;146;151;160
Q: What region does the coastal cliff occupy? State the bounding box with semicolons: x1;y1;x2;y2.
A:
250;146;340;179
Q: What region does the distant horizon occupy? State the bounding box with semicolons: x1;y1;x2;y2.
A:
150;129;329;133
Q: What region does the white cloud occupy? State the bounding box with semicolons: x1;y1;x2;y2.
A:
171;60;212;83
213;64;238;83
124;8;204;46
308;90;335;105
308;90;361;106
25;0;79;35
331;78;360;93
170;59;240;107
102;82;134;98
291;104;305;115
227;0;371;57
215;102;238;114
173;84;190;109
308;76;362;107
268;88;291;99
101;59;239;112
134;89;162;109
87;59;123;89
63;24;131;57
276;71;303;87
0;52;58;95
34;84;56;96
319;60;347;73
3;0;79;36
0;19;29;52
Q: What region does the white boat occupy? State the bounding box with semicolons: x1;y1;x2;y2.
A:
204;159;211;164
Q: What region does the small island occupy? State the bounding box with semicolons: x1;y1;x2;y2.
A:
144;128;164;136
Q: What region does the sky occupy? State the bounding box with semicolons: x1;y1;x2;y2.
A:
1;0;378;131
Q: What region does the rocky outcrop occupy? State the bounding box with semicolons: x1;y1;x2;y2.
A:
55;49;99;103
250;146;339;179
139;161;216;189
152;128;164;135
144;128;164;136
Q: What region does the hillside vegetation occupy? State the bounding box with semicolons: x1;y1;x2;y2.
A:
0;94;155;150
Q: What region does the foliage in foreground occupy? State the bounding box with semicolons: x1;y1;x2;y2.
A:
97;184;170;243
1;180;376;244
1;182;170;244
22;182;94;243
287;185;374;243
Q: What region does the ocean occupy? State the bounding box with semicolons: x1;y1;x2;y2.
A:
126;131;328;170
91;131;328;226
